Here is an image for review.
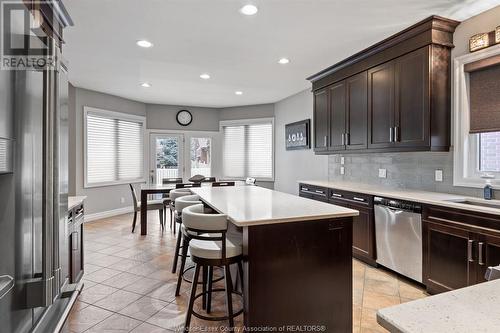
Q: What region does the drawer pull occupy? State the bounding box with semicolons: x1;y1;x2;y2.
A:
353;197;365;202
479;242;484;266
315;190;324;194
331;193;342;198
301;187;309;192
468;240;474;262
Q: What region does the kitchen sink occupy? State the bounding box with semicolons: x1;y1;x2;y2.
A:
444;199;500;209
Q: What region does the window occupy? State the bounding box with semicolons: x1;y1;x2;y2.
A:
190;137;211;177
479;132;500;172
84;107;145;187
221;118;274;180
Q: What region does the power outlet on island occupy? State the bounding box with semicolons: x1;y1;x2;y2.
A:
378;168;387;178
340;166;345;175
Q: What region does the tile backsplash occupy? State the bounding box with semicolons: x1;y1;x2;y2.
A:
328;151;498;198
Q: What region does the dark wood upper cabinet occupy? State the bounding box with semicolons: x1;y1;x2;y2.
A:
368;62;395;149
308;16;459;154
394;46;430;147
313;88;329;151
329;82;347;151
346;72;368;150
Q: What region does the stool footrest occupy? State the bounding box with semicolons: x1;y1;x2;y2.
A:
191;288;243;322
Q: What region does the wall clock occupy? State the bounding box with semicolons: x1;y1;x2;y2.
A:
176;110;193;126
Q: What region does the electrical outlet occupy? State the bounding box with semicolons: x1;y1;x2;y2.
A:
120;197;125;204
340;157;345;165
340;166;345;175
435;169;443;182
378;168;387;178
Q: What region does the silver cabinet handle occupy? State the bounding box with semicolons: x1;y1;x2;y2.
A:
331;193;342;198
346;133;350;145
301;187;309;192
468;240;474;262
478;242;484;266
389;127;394;143
315;190;324;194
353;197;366;202
341;133;345;146
324;135;328;147
394;126;399;142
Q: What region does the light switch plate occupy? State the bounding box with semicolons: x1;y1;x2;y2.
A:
120;197;125;204
378;168;387;178
435;169;443;182
340;166;345;175
341;157;345;165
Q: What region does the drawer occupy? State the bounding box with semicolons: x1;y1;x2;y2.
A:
328;188;373;207
299;184;328;201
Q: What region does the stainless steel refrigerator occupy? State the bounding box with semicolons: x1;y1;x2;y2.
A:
0;8;77;333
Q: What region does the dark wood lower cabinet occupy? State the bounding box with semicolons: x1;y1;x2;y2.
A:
423;205;500;294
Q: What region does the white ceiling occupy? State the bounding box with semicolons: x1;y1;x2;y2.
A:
63;0;500;108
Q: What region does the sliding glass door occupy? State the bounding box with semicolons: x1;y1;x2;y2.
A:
149;134;184;185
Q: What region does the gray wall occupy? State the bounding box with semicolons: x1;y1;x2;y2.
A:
219;104;274;121
69;86;147;215
146;104;220;131
274;89;329;195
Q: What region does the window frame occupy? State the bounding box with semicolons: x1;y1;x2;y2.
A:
220;117;275;182
453;45;500;189
84;106;146;188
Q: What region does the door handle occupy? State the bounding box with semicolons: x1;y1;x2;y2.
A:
353;197;365;202
389;127;394;143
478;242;484;266
324;135;328;147
341;133;345;146
394;126;399;142
468;240;474;262
331;193;342;198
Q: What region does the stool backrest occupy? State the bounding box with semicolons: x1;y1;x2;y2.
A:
176;183;202;189
162;177;183;184
211;181;235;187
175;194;201;213
170;189;192;203
183;204;228;231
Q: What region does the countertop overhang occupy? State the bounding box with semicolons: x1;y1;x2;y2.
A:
191;186;358;227
68;196;86;211
298;180;500;216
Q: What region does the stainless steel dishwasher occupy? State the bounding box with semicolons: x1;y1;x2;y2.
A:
374;197;423;283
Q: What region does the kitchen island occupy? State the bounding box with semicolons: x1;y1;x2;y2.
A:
191;186;359;332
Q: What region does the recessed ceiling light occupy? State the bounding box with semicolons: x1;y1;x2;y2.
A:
278;58;290;64
235;91;243;95
141;82;151;88
200;73;211;80
240;4;258;16
136;40;153;48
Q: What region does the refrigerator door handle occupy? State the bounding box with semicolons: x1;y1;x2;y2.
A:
0;275;14;300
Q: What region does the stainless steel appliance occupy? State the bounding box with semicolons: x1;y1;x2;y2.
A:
0;3;76;332
374;197;423;283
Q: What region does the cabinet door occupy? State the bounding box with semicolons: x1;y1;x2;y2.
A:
329;81;347;151
423;221;475;294
313;88;329;151
394;47;430;148
476;232;500;283
346;71;368;150
351;205;375;264
368;61;395;149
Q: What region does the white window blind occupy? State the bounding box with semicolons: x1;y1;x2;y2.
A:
85;107;145;187
222;119;273;180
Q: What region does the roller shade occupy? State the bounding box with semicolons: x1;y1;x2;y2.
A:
222;121;273;180
85;108;145;187
467;61;500;134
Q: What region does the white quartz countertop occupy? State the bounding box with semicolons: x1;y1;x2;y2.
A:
299;180;500;216
190;186;358;227
377;280;500;333
68;196;86;210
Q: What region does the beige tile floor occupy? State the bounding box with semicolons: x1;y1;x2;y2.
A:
64;211;428;333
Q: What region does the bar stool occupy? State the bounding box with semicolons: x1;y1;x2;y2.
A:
182;204;243;331
168;188;191;234
171;194;201;274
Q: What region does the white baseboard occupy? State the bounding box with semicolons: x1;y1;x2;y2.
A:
84;206;134;223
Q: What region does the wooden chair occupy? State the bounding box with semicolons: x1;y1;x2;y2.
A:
211;181;235;187
129;184;164;233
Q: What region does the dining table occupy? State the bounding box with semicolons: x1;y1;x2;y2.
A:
139;181;245;235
